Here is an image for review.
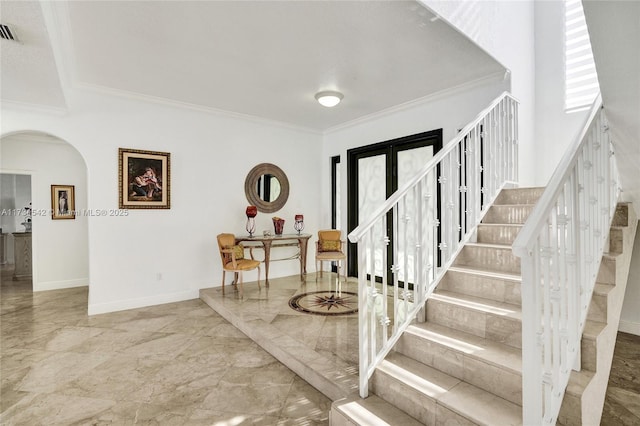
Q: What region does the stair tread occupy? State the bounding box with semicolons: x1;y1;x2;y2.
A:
405;322;523;374
431;290;522;320
440;381;522;425
593;283;614;295
478;223;524;228
380;352;522;425
583;320;606;340
566;369;596;397
332;395;423;426
464;242;513;249
448;265;522;282
486;203;536;207
381;352;462;394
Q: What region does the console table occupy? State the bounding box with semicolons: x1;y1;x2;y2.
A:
12;232;32;280
236;233;311;285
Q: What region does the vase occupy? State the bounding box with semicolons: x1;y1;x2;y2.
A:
273;218;285;235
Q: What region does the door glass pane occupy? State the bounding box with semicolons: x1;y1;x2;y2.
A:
358;154;386;277
335;163;341;231
396;146;434;284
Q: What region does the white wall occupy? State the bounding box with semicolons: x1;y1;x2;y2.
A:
322;76;507;232
1;134;89;291
534;0;590;184
620;222;640;335
2;88;322;314
420;0;537;186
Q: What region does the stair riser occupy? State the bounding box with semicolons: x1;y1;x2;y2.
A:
440;270;521;306
455;246;521;274
477;224;522;245
596;257;617;285
611;203;630;227
581;336;598;372
587;293;608;324
483;205;534;224
426;299;522;349
607;228;623;254
371;370;437;425
494;187;544;205
396;332;523;406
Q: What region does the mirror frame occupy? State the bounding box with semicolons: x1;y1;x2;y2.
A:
244;163;290;213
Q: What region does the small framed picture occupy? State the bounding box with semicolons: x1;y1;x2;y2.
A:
119;148;170;209
51;185;76;220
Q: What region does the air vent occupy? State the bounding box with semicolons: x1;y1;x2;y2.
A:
0;24;16;41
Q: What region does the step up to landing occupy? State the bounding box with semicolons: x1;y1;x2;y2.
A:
199;281;360;403
427;290;522;349
396;322;523;406
371;352;521;425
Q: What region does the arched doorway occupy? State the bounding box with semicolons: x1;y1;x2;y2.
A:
0;131;89;298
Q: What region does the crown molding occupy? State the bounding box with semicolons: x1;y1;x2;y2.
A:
323;71;506;135
74;82;322;136
1;99;68;116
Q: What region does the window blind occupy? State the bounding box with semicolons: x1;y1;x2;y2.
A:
565;0;600;112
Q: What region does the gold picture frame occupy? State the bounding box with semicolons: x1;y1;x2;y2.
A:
51;185;76;220
119;148;171;209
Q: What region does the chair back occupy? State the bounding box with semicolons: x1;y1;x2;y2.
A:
317;229;343;252
318;229;341;241
217;233;236;266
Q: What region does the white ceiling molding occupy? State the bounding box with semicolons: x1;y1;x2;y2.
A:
74;82;323;136
0;99;68;116
324;70;506;135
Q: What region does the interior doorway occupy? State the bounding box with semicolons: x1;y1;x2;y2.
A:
346;129;443;280
1;131;89;295
0;173;33;291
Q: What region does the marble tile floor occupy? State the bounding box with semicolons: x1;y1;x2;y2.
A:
199;275;361;402
0;270;331;425
3;261;637;426
601;331;640;426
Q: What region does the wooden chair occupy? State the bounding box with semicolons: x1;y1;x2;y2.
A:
315;229;347;282
217;233;260;293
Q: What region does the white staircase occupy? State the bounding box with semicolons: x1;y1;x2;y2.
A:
331;190;637;425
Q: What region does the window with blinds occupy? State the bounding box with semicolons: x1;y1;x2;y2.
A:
565;0;600;112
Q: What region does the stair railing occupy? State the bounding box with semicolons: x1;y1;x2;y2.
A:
348;92;519;398
513;95;619;426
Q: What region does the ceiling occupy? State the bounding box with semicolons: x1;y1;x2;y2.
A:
0;0;504;132
583;0;640;208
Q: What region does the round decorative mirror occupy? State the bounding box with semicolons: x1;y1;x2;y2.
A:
244;163;290;213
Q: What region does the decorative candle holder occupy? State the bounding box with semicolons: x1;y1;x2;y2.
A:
246;205;257;237
293;214;304;235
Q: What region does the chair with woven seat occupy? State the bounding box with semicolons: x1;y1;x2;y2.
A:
217;233;261;293
315;229;347;283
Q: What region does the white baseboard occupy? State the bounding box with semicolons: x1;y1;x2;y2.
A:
34;278;88;292
618;320;640;336
88;289;200;316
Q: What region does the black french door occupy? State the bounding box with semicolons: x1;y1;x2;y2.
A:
346;129;442;280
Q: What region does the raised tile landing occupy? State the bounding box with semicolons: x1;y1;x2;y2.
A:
200;275;360;401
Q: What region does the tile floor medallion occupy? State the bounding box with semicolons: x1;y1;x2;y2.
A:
288;291;358;316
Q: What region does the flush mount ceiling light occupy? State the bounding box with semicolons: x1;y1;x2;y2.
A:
315;91;343;107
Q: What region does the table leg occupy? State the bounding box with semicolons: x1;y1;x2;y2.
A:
298;237;309;281
262;240;272;286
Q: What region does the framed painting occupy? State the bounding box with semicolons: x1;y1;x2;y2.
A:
51;185;76;220
119;148;171;209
